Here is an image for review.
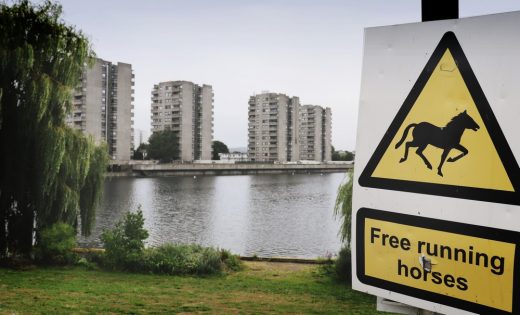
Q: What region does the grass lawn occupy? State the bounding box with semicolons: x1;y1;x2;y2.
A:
0;261;380;314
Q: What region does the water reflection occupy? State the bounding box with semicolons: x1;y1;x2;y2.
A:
79;173;346;258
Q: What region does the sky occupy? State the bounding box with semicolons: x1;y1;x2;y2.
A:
52;0;520;151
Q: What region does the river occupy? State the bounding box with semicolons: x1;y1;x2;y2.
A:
78;173;348;258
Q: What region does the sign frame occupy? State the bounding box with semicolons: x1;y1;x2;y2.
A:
352;11;520;315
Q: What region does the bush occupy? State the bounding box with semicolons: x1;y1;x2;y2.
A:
220;249;243;272
140;244;242;275
35;223;77;265
334;246;352;282
79;249;105;268
76;257;98;270
101;208;148;271
319;247;351;283
100;207;242;275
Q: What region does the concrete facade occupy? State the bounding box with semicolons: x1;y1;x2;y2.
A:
151;81;213;161
248;92;300;162
218;152;249;162
66;58;134;161
299;105;332;162
323;107;332;161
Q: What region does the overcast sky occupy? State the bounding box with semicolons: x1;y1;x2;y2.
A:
55;0;520;151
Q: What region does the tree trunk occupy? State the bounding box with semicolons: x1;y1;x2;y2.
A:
0;192;10;258
6;202;34;257
18;200;34;256
0;208;6;258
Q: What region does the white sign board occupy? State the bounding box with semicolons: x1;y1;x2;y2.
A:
353;11;520;315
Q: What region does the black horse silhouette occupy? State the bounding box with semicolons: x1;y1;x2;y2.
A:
395;110;480;177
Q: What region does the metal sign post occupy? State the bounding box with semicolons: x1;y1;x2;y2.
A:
421;0;458;22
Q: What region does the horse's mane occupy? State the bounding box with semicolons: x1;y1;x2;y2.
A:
445;112;465;128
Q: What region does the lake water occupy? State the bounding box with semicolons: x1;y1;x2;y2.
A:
78;173;348;258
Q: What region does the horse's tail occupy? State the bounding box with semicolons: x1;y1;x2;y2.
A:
395;123;417;149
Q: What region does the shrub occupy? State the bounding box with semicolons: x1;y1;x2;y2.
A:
140;244;242;275
76;257;98;270
35;223;77;265
334;246;352;282
100;207;241;275
101;208;148;271
220;249;243;272
81;250;105;268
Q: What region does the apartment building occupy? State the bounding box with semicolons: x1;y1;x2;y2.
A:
248;92;300;162
151;81;213;161
299;105;332;162
66;58;134;161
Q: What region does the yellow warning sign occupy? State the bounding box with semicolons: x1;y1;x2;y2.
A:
357;208;520;314
359;32;520;205
374;49;511;190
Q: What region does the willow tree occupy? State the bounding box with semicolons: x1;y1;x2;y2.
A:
0;0;107;257
334;171;353;246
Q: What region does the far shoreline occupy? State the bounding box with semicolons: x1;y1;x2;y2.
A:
106;160;353;177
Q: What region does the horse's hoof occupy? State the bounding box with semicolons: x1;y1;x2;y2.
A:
438;171;443;177
447;158;455;162
427;165;432;170
399;158;406;163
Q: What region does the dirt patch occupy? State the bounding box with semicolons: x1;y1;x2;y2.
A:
244;261;314;273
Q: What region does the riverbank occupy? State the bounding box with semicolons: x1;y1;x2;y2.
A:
0;261;379;314
107;161;353;177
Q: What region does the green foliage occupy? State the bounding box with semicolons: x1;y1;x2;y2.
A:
79;143;109;235
212;140;229;160
332;148;355;161
147;130;179;162
219;248;243;272
331;172;354;284
132;143;148;160
101;208;149;271
80;249;105;268
319;247;352;283
100;207;241;275
34;223;77;265
76;257;98;270
0;0;106;258
334;171;353;245
141;244;241;275
334;246;352;282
